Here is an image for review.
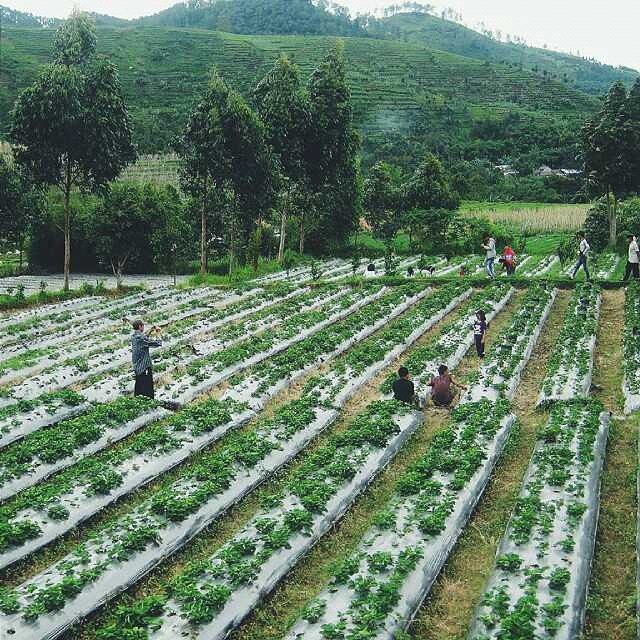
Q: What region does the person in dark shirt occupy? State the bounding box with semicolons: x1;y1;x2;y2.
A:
428;364;467;408
392;366;415;405
131;319;162;399
474;310;487;358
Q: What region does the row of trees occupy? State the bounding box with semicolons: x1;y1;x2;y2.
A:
2;12;360;287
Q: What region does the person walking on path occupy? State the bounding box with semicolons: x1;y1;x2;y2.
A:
624;234;640;280
501;245;517;276
474;310;487;358
572;231;591;281
482;234;497;278
428;364;467;408
392;366;416;406
131;319;162;399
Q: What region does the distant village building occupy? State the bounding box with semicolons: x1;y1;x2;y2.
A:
495;164;519;177
535;165;582;178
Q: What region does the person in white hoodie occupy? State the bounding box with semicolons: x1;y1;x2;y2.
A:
624;234;640;280
572;231;591;281
482;234;497;278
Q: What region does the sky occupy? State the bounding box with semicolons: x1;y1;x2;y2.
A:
4;0;640;72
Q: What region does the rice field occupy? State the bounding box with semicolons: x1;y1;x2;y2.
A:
461;201;589;232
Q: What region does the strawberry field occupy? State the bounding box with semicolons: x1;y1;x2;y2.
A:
0;261;637;640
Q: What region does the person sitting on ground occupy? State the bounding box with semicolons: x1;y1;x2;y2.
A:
428;364;467;408
131;319;162;399
392;366;415;405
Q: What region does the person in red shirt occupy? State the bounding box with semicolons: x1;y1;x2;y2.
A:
501;246;517;275
428;364;467;408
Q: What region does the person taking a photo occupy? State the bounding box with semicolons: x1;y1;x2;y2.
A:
131;319;162;399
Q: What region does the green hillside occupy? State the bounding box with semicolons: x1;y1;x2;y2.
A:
0;25;597;168
370;11;638;96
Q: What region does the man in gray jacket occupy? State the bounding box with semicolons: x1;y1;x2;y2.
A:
131;319;162;399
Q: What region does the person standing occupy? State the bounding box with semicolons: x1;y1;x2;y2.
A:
392;367;416;405
474;310;487;358
624;234;640;280
482;235;497;278
572;231;591;281
501;245;517;275
131;319;162;399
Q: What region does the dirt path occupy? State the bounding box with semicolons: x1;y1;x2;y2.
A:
409;288;570;639
584;288;637;640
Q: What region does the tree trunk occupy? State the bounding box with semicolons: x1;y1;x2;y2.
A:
63;161;72;292
609;191;618;247
228;215;236;277
299;213;305;255
200;210;208;275
278;208;287;262
200;177;209;275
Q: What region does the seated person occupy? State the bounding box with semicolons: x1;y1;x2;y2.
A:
428;364;467;408
392;366;415;405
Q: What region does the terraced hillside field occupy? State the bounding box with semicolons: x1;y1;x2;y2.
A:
0;259;637;640
0;26;596;155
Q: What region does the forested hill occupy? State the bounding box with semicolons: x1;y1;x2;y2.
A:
0;24;597;173
136;0;366;36
369;11;638;96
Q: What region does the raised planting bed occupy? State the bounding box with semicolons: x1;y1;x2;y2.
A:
623;282;640;413
537;283;601;406
462;285;556;403
283;399;516;640
521;255;560;278
93;401;424;640
0;283;470;569
470;400;609;640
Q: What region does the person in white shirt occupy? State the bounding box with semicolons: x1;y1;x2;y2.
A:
571;231;591;281
624;234;640;280
482;235;497;278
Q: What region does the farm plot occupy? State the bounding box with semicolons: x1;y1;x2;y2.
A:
538;282;600;405
0;275;629;640
84;285;514;640
0;283;473;570
469;400;609;640
0;283;474;639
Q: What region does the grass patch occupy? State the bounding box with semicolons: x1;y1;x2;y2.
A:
584;289;637;640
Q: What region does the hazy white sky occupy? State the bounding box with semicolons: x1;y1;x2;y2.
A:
5;0;640;71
